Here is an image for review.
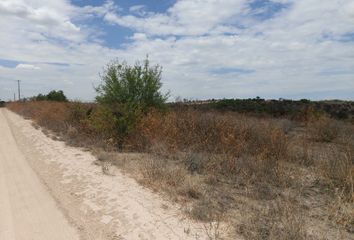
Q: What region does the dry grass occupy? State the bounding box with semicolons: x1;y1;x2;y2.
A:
307;115;353;144
238;198;311;240
328;190;354;234
6;101;354;239
7;101;113;149
321;144;354;202
7;101;70;133
132;109;288;183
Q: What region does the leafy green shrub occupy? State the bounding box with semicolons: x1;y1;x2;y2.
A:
94;57;168;147
88;105;118;139
95;57;168;110
88;104;142;148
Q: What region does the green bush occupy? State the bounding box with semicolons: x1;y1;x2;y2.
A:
34;90;68;102
94;57;168;147
95;57;168;110
88;103;142;148
88;105;118;137
46;90;68;102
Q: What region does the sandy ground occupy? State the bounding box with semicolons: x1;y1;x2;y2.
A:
0;109;79;240
1;108;208;240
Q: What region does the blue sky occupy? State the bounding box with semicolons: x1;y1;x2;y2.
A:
0;0;353;101
71;0;176;48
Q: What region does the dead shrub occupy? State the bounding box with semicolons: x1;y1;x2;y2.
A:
308;116;341;142
278;118;296;134
328;190;354;233
7;101;70;133
135;109;288;183
238;199;310;240
184;151;206;174
203;220;223;240
148;141;172;160
140;158;167;183
178;178;203;200
188;197;222;222
66;125;79;138
322;145;354;202
251;182;278;200
140;157;186;188
289;138;315;166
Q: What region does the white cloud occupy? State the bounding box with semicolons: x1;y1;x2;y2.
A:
346;2;354;17
104;0;247;36
79;0;116;18
0;0;81;41
0;0;353;101
129;5;146;16
131;33;148;41
16;64;40;70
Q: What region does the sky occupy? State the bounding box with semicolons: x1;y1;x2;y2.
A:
0;0;353;101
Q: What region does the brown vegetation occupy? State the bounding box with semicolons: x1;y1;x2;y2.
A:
6;101;354;239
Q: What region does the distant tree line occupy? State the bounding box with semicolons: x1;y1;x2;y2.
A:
170;97;354;121
33;90;68;102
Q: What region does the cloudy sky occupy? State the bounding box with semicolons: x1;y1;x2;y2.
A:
0;0;353;101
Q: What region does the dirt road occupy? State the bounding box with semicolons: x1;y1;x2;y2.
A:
0;109;79;239
0;108;207;240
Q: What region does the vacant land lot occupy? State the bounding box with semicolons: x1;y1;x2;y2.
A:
7;101;354;239
1;108;209;239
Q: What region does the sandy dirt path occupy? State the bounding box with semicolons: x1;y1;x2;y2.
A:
1;109;208;240
0;109;80;240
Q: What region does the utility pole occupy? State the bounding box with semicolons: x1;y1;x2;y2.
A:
17;80;21;101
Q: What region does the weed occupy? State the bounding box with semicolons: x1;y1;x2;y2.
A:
322;144;354;202
7;101;354;239
238;199;309;240
308;116;341;142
